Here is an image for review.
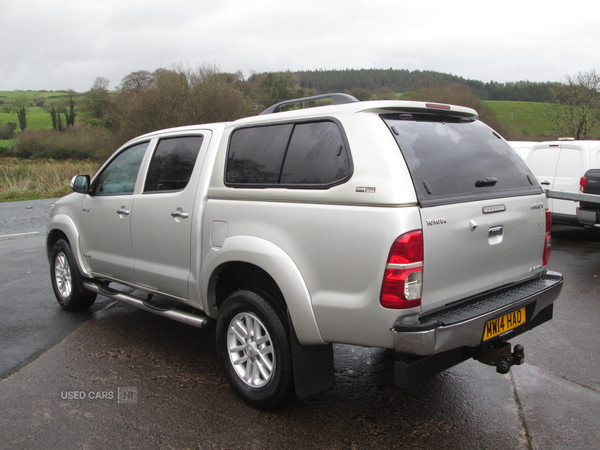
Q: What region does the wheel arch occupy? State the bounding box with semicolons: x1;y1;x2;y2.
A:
46;215;89;278
201;235;325;345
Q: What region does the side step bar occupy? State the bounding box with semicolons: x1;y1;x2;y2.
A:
83;281;210;329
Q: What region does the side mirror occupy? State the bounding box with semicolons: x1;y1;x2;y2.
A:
70;175;90;193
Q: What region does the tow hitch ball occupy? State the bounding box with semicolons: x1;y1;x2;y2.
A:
477;342;525;374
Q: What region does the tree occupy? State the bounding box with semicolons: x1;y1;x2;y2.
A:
82;77;112;119
350;88;372;101
47;92;75;132
246;71;304;108
544;70;600;140
374;87;396;100
118;70;154;92
65;90;77;127
14;96;29;131
112;63;256;143
48;104;59;131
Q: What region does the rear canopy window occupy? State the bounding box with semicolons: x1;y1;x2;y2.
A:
382;114;540;206
226;120;351;188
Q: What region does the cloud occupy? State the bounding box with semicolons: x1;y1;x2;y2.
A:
1;0;599;91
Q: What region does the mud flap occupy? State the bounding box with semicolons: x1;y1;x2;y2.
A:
289;318;335;399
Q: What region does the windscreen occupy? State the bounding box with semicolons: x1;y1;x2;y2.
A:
382;113;541;207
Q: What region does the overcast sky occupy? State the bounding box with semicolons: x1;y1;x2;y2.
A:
2;0;599;92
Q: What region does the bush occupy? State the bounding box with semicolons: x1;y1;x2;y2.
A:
13;126;118;161
0;146;17;157
0;122;17;140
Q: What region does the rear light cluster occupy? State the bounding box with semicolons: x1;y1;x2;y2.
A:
380;230;423;309
580;176;587;193
543;209;552;266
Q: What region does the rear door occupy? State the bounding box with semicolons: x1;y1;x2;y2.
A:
382;114;544;313
130;133;209;299
553;144;585;217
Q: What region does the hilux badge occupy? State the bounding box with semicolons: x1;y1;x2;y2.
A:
530;202;544;210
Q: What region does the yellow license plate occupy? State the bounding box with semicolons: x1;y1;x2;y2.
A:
483;307;526;341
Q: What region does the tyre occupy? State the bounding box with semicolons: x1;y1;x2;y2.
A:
50;239;97;311
216;290;293;409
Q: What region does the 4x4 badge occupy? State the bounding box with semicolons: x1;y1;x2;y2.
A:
356;187;376;193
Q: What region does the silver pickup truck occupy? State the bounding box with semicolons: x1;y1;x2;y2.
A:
47;94;563;408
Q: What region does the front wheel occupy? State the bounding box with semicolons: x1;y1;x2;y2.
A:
216;290;293;409
50;239;96;311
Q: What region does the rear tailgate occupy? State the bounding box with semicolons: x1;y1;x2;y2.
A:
420;195;547;313
381;111;545;314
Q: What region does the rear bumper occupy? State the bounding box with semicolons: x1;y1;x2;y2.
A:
393;271;563;356
577;207;600;226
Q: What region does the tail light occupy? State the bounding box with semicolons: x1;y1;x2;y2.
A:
381;230;423;309
580;176;587;193
543;209;552;266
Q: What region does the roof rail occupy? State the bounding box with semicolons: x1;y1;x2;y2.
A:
259;93;359;115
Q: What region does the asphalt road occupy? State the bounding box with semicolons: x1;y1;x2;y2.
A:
1;199;599;449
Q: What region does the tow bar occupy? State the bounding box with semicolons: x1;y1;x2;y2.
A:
477;342;525;374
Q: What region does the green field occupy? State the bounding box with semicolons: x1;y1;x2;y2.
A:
0;90;82;147
0;107;53;131
0;90;78;101
484;101;556;138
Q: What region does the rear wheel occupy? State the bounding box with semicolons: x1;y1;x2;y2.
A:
50;239;96;311
216;290;292;409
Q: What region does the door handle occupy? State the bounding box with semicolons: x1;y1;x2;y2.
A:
116;207;130;215
488;226;503;237
540;181;551;186
171;208;189;219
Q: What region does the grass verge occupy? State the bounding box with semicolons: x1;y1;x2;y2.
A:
0;158;100;202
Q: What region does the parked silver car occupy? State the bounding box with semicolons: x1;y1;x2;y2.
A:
47;94;563;408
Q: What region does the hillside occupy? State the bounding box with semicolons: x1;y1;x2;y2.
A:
484;101;557;139
294;68;557;103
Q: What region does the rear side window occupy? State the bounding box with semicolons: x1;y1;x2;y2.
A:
382;114;541;206
227;124;293;184
226;120;351;188
144;136;203;193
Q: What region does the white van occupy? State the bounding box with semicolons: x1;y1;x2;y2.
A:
509;140;600;225
508;141;537;161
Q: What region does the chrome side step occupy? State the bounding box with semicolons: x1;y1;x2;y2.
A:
83;281;210;329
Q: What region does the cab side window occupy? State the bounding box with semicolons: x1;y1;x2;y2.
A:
226;124;293;185
280;122;349;185
144;136;204;193
93;142;149;196
226;120;351;188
